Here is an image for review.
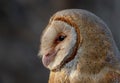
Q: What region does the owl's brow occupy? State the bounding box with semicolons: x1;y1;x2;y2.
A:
53;17;81;47
53;25;59;33
53;21;70;34
63;26;66;31
53;17;77;29
53;17;77;34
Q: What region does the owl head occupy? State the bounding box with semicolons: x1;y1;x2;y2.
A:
39;9;120;72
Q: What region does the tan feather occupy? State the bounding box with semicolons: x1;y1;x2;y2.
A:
39;9;120;83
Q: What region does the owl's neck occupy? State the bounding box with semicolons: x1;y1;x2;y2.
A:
62;48;106;75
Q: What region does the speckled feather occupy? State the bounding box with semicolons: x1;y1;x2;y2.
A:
40;9;120;83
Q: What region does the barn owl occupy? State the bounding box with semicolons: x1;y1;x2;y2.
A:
39;9;120;83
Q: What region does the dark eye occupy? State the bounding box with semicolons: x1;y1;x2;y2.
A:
58;35;66;41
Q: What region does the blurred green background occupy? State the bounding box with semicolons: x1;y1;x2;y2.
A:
0;0;120;83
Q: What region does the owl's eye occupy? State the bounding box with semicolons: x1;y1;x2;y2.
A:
54;34;67;44
58;35;66;41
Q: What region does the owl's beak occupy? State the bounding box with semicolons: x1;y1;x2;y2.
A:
42;49;59;68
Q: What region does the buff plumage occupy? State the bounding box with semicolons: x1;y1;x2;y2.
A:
39;9;120;83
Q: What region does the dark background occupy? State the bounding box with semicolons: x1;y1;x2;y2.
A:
0;0;120;83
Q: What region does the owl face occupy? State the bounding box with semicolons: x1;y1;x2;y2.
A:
40;20;77;70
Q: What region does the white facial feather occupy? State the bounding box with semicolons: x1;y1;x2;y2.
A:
40;25;57;55
49;21;77;69
40;20;77;70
